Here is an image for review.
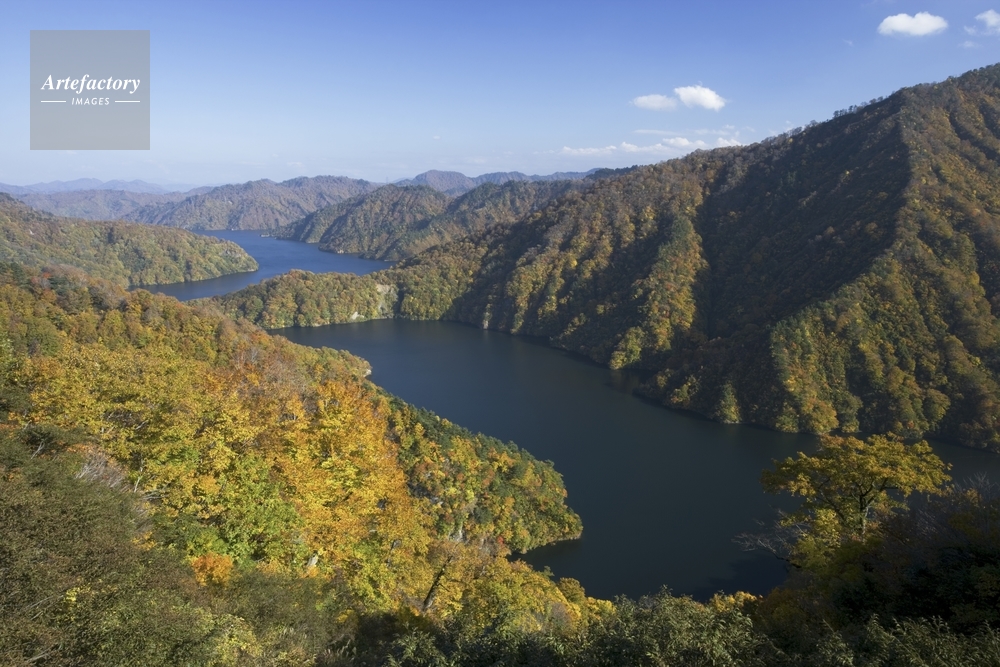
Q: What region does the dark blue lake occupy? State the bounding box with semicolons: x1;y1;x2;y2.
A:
153;233;1000;601
149;230;390;301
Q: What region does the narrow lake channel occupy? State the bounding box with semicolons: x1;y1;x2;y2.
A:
149;231;1000;601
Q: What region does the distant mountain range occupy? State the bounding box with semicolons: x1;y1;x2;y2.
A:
0;178;200;195
15;189;208;222
6;169;599;232
123;176;382;231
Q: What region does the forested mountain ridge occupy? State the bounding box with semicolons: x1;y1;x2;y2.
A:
277;179;583;260
13;171;596;232
276;185;452;256
0;194;257;286
214;64;1000;449
124;175;381;230
14;188;206;221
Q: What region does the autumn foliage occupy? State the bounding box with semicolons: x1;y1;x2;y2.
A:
0;263;586;663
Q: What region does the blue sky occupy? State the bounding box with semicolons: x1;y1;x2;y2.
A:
2;0;1000;187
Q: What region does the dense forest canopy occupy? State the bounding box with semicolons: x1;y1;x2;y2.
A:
216;64;1000;451
0;194;257;286
0;263;589;664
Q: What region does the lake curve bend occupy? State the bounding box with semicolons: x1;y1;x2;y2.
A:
151;232;1000;601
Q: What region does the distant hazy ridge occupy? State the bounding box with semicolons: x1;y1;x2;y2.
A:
6;169;597;233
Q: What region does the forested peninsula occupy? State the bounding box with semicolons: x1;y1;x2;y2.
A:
0;194;257;286
216;64;1000;450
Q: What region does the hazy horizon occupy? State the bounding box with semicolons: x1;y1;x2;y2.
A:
0;167;603;192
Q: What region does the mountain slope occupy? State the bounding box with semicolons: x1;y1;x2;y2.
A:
0;195;257;286
278;179;582;260
278;185;452;256
0;178;179;195
125;175;380;230
382;179;583;260
15;189;201;221
18;171;593;232
213;65;1000;449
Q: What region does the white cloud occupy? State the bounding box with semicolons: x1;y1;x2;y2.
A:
557;138;711;157
632;86;726;112
661;137;704;148
674;85;727;110
559;145;619;156
877;12;948;36
632;94;678;111
961;40;981;48
621;139;707;153
980;9;1000;29
967;9;1000;35
554;125;742;159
